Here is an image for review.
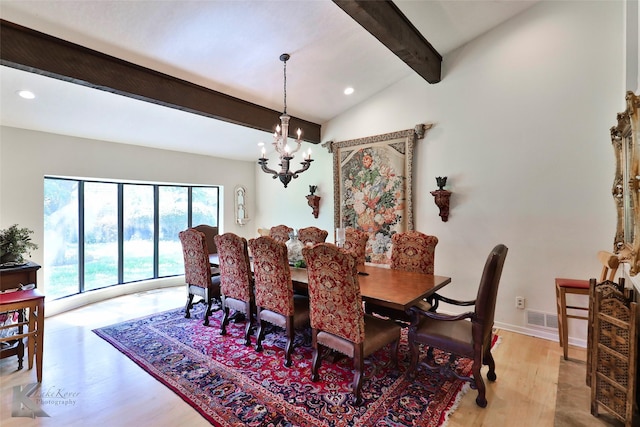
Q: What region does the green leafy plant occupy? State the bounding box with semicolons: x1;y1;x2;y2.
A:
293;259;306;269
0;224;38;264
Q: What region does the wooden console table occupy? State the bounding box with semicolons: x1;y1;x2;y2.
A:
0;261;40;292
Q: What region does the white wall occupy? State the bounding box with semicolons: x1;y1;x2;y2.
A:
626;0;639;92
0;126;256;315
256;0;625;346
255;143;335;239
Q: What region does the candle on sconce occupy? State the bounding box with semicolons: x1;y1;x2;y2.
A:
305;148;312;160
284;144;290;155
261;147;266;158
297;128;302;138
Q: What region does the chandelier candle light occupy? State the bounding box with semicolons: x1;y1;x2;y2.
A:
258;53;313;188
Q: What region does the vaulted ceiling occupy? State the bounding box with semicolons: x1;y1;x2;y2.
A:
0;0;537;161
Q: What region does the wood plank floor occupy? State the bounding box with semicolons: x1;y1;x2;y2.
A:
0;286;578;426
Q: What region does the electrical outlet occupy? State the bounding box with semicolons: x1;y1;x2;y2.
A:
516;296;525;309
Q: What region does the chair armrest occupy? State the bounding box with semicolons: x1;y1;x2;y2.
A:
431;293;476;307
406;305;474;327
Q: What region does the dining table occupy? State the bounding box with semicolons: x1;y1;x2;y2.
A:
209;253;451;314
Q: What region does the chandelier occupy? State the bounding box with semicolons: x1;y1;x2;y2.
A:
258;53;313;188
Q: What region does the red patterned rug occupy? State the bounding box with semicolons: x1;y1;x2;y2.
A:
94;305;498;426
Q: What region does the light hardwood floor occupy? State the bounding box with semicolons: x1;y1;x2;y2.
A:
0;287;578;427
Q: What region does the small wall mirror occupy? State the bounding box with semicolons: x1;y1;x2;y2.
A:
611;91;640;275
234;186;250;226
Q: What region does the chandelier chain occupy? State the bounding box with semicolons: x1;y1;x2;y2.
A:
283;58;287;115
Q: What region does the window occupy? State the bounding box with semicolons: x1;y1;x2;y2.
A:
44;177;220;300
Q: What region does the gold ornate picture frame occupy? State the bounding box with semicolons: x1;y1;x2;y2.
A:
611;91;640;275
325;125;430;264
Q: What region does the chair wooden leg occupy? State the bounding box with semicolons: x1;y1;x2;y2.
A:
311;329;321;382
203;289;211;326
555;283;564;349
220;298;230;336
185;292;194;319
284;316;294;367
16;338;24;370
484;347;496;382
559;287;569;360
473;345;487;408
353;344;364;406
243;301;252;346
255;313;266;352
390;339;399;367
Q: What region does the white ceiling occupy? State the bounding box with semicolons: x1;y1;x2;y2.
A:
0;0;537;161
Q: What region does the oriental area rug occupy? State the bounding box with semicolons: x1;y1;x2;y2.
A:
94;305;498;427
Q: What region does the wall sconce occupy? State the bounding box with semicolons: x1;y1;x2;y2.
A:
234;186;250;226
306;185;320;218
430;177;452;222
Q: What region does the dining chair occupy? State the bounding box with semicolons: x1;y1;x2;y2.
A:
298;226;328;245
269;225;293;243
179;228;221;326
406;244;508;408
390;231;438;274
343;228;368;267
302;243;402;405
214;232;254;346
248;236;310;366
368;230;438;322
555;250;619;361
193;224;220;275
192;224;219;254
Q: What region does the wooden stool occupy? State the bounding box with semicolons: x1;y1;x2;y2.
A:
555;251;619;360
0;289;45;382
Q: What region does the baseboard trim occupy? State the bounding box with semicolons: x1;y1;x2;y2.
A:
493;320;587;349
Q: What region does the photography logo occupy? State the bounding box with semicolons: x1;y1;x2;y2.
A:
12;383;80;418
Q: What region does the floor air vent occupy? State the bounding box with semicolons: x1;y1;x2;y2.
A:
526;310;558;329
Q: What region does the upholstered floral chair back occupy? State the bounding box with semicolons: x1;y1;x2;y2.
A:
214;233;252;302
248;236;294;316
302;243;365;344
343;228;369;266
179;228;212;289
298;227;329;245
390;231;438;274
269;225;293;243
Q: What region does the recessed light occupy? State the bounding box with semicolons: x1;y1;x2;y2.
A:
17;90;36;99
344;87;354;95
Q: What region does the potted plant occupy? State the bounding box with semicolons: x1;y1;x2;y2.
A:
0;224;38;265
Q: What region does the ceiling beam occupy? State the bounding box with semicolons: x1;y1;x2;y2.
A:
0;19;322;144
332;0;441;84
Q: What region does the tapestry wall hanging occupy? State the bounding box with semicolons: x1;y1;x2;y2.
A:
325;124;431;264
